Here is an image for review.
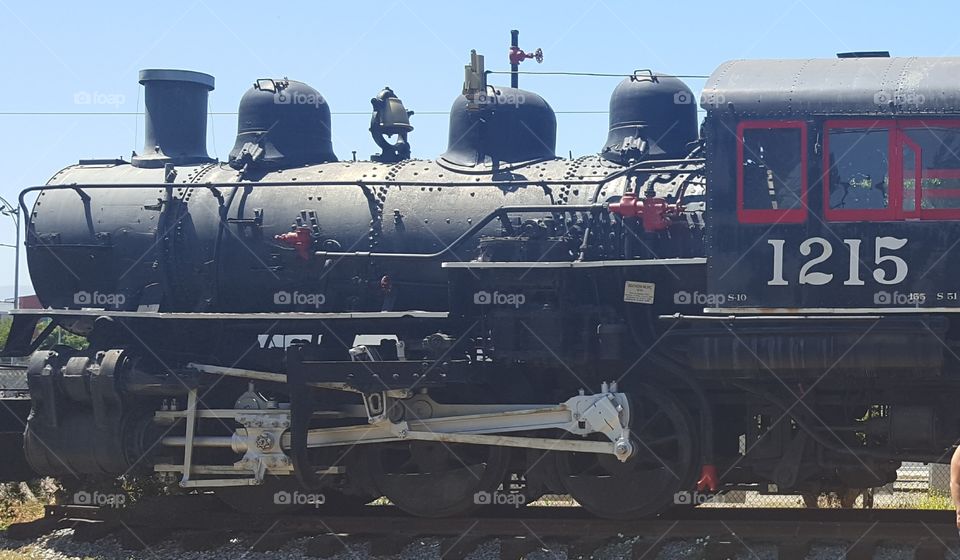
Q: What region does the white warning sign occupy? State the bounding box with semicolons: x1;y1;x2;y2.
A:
623;281;655;304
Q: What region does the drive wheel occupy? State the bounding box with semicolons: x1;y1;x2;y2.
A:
359;441;510;517
555;383;696;519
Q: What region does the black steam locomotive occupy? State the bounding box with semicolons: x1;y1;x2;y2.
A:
4;50;960;519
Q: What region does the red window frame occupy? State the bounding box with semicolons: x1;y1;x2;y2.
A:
823;119;960;222
736;120;808;224
822;120;898;222
898;119;960;220
901;132;922;216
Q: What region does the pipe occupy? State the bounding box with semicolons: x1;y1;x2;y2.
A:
510;30;520;89
16;157;706;218
162;435;237;449
314;204;604;261
661;313;885;322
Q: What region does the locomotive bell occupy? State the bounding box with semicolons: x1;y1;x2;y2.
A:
373;88;413;132
370;87;414;162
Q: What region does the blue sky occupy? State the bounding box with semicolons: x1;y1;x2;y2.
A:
1;0;958;300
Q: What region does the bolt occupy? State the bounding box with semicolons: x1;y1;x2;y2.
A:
256;433;275;451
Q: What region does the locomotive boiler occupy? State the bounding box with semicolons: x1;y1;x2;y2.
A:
25;72;702;315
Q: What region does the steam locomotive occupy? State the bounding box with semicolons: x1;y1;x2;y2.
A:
4;49;960;519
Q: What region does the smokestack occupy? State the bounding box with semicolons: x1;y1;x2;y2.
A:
132;69;215;168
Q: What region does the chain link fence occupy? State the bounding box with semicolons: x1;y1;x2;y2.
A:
700;462;952;510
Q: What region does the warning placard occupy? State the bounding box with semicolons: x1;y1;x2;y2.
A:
623;281;655;304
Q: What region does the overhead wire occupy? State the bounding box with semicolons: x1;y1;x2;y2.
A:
0;67;712;117
0;109;707;116
486;69;710;79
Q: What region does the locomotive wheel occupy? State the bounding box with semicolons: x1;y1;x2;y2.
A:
555;384;696;519
359;441;510;517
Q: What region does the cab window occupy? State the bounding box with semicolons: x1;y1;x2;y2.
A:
737;121;807;224
824;123;893;221
824;120;960;221
902;123;960;216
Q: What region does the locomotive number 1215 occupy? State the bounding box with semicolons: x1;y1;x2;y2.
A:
767;237;908;287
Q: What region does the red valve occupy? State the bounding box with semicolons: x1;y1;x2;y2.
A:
696;464;719;492
509;46;543;65
607;193;644;218
275;226;313;261
641;197;671;233
607;193;675;233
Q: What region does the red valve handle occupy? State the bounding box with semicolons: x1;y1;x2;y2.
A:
509;46;544;65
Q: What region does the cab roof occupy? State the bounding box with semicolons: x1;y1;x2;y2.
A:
700;57;960;117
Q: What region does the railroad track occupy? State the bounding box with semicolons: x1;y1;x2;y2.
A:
5;498;957;559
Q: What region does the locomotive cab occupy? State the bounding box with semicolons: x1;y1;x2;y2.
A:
702;56;960;313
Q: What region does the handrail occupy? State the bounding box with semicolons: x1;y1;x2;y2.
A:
15;157;706;220
314;204;606;261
